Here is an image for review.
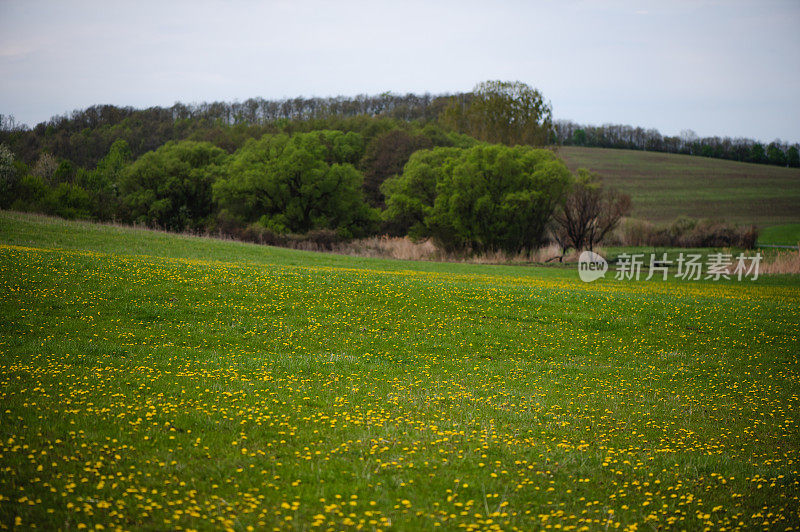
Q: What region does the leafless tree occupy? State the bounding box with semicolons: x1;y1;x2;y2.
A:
552;169;631;254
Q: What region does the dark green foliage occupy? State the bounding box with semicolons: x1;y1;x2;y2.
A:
44;183;92;219
213;131;378;237
749;143;766;164
0;94;453;169
77;139;132;220
419;124;479;149
359;125;483;207
9;175;49;211
787;146;800;168
767;142;787;166
53;160;76;183
361;129;434;206
383;145;572;253
119;141;228;231
5;174;91;220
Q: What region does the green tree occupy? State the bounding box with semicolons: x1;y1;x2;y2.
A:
383;144;572;253
79;139;132;220
53;160;76;183
787;146;800;168
119;141;228;231
213;131;377;237
380;147;462;237
10;175;49;212
441;81;553;147
45;183;92;219
749;143;766;164
97;139;133;180
766;142;787;166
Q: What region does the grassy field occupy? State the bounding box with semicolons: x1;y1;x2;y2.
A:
1;211;799;531
558;147;800;227
759;224;800;247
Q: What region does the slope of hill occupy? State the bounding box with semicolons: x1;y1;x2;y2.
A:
557;146;800;227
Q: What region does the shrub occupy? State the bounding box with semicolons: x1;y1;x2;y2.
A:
615;217;758;248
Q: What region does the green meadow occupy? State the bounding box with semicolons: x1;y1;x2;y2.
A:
759;224;800;247
1;211;799;531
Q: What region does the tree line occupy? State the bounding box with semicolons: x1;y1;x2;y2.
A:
554;120;800;167
0;93;454;169
4;80;779;255
3;86;796;171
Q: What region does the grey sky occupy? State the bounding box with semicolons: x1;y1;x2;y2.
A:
2;0;799;143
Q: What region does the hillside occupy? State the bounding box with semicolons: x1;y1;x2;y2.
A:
557;146;800;227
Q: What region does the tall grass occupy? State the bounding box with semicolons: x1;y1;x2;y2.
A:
295;238;576;264
761;246;800;274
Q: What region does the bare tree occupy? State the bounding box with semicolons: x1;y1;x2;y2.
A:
552;169;631;254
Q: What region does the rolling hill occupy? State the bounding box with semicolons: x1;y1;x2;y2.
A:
557;146;800;227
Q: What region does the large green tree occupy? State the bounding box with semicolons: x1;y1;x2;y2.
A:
119;140;228;231
383;144;572;253
380;147;462;237
441;81;553;147
213;131;377;237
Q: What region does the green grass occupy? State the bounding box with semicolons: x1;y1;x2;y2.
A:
0;211;569;278
1;211;799;530
759;223;800;247
558;146;800;226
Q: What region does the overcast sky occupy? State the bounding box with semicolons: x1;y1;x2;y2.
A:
1;0;798;143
